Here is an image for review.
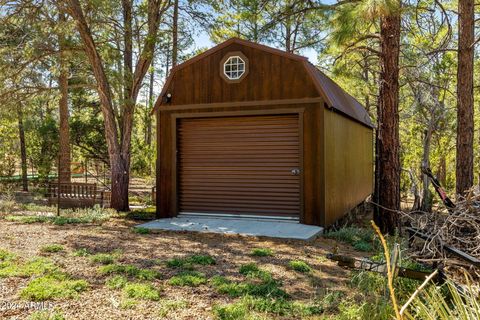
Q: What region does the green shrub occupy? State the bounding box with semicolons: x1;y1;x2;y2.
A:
90;253;118;265
239;263;260;275
168;271;207;287
28;310;65;320
133;227;150;234
351;270;419;301
40;244;64;253
0;248;16;261
20;203;56;213
166;254;215;269
0;257;57;278
353;241;373;252
288;260;312;273
214;296;322;319
4;206;113;226
251;248;273;257
106;275;128;289
98;263;161;280
210;275;287;299
21;274;88;301
123;283;161;301
124;208;156;221
188;255;216;265
214;302;248;320
325;227;375;252
5;215;50;224
166;258;188;269
158;299;189;317
120;298;138;309
73;248;91;257
239;263;272;281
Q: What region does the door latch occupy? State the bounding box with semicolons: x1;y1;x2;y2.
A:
291;168;300;176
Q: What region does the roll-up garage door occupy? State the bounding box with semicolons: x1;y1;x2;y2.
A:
177;114;300;217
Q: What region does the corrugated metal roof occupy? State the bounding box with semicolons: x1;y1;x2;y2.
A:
304;62;374;128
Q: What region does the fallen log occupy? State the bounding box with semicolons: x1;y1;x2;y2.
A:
326;253;442;282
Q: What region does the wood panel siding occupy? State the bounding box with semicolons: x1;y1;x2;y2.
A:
323;109;374;226
177;115;300;216
155;39;374;227
164;42;319;106
156;103;322;224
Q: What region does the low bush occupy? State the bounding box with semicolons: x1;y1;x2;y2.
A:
210;275;287;299
123;283;161;301
166;254;216;269
106;275;128;289
90;251;121;265
168;271;207;287
132;227;150;234
288;260;312;273
40;244;64;253
28;310;65;320
0;257;57;278
250;248;274;257
98;263;161;280
72;248;91;257
239;263;272;281
21;274;88;301
214;296;322;319
325;227;375;252
4;205;114;225
158;299;189;317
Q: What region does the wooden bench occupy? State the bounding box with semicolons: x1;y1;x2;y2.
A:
47;182;108;208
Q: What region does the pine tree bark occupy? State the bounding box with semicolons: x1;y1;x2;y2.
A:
421;129;433;212
58;12;71;183
373;11;401;234
456;0;474;196
17;105;28;192
65;0;169;211
172;0;179;67
437;155;446;187
146;63;154;146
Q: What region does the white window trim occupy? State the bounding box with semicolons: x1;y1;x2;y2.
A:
223;55;246;80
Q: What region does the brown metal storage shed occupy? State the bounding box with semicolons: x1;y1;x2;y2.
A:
152;38;373;227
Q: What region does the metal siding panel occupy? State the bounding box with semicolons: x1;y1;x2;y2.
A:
178;114;300;217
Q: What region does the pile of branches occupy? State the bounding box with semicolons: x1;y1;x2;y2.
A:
406;190;480;278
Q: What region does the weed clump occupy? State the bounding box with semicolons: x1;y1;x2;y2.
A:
123;283;161;301
21;274;88;301
168;271;207;287
251;248;274;257
325;227;374;252
288;260;312;273
40;244;64;253
99;263;161;280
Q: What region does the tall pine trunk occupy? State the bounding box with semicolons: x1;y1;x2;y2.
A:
17;106;28;192
58;12;71;183
146;63;154;146
456;0;474;196
110;154;130;211
172;0;179;67
421;129;433;212
66;0;168;211
373;10;401;234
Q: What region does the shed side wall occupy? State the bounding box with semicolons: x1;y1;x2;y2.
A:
323;109;373;226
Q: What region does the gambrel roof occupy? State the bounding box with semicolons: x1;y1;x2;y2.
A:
152;38;373;128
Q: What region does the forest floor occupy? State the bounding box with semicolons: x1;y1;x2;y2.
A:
0;204;418;320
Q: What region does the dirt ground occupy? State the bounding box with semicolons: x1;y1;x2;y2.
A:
0;217;364;320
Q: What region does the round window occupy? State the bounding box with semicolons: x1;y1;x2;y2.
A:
223;56;245;80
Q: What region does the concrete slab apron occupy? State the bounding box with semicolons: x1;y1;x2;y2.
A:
137;216;323;241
